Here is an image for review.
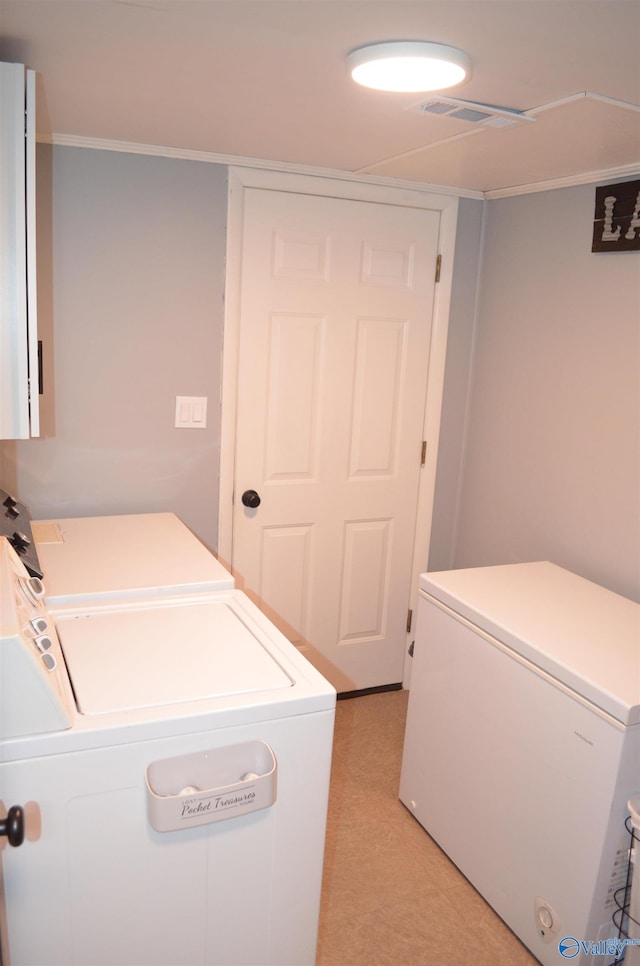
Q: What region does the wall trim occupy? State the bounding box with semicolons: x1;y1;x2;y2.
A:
484;163;640;199
42;132;638;200
42;131;482;200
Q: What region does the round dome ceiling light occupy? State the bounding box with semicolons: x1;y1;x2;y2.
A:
347;41;471;93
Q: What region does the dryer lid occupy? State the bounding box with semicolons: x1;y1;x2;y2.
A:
33;512;234;604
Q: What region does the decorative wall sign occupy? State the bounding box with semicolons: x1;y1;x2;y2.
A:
592;179;640;252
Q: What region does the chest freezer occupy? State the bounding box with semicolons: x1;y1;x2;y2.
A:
400;561;640;966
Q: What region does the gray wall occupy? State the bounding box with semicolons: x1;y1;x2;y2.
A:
2;148;638;603
1;145;227;551
442;183;640;602
427;196;484;572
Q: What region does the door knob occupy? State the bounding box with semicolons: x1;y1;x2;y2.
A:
241;489;261;509
0;805;25;847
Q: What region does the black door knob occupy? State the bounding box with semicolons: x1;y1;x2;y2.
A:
241;489;261;509
0;805;25;847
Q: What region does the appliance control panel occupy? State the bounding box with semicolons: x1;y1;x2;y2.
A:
0;537;72;739
0;487;43;578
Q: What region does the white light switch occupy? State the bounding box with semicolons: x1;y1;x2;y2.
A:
175;396;208;429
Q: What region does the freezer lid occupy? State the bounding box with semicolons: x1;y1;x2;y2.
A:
32;513;234;602
419;562;640;725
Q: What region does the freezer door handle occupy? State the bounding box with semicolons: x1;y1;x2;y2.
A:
0;805;25;847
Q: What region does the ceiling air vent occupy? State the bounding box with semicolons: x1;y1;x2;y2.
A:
408;95;535;128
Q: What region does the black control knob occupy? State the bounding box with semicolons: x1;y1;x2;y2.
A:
2;494;19;520
9;531;31;555
0;806;25;847
241;489;261;509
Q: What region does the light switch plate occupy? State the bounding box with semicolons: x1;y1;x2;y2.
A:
175;396;208;429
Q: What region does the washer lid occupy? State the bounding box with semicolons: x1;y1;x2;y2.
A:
56;596;292;715
420;562;640;725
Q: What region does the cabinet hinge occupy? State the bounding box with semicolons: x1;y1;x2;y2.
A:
406;608;413;633
435;253;442;283
420;440;427;466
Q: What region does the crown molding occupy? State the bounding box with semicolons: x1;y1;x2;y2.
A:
484;163;640;199
39;132;639;201
41;132;484;199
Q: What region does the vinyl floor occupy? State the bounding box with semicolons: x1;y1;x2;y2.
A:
316;689;539;965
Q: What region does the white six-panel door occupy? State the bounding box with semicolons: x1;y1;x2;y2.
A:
230;186;441;691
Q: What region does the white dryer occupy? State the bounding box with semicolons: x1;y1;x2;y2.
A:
400;562;640;966
0;537;335;966
31;511;234;604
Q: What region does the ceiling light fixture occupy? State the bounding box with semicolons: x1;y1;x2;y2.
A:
347;41;471;93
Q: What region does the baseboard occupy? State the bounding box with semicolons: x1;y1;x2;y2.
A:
337;683;403;701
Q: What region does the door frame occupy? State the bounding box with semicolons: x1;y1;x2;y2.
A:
219;166;459;686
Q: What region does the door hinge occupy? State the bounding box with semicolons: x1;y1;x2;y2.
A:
406;608;413;633
420;440;427;466
435;253;442;283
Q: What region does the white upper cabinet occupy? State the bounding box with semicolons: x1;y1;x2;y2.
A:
0;61;39;439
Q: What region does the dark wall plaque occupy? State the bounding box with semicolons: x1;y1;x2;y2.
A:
592;179;640;252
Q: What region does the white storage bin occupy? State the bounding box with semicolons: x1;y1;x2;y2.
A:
146;740;277;831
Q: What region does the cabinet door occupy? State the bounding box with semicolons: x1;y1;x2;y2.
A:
0;62;39;439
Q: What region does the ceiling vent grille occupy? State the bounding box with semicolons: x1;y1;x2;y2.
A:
408;96;536;128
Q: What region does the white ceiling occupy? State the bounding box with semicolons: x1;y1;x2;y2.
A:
1;0;639;195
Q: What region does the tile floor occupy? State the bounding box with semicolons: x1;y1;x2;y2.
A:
316;689;539;965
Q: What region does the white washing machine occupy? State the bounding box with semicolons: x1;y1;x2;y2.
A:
31;511;234;604
0;537;335;966
400;562;640;966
